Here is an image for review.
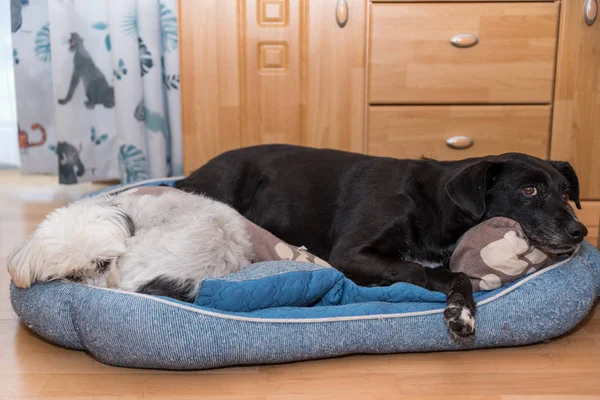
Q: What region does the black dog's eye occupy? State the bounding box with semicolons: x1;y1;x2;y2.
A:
561;192;569;203
523;186;537;196
95;259;111;273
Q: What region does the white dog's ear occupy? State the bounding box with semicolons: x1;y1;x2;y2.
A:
7;236;37;288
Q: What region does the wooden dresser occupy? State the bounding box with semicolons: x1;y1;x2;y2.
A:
179;0;600;244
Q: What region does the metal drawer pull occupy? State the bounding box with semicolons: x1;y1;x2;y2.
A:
585;0;597;26
450;34;479;48
336;0;349;28
446;136;474;150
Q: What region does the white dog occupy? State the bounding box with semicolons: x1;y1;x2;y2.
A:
7;187;254;302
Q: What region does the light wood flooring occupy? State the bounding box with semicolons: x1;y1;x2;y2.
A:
0;170;599;399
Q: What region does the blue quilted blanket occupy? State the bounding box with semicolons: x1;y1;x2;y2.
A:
194;264;521;319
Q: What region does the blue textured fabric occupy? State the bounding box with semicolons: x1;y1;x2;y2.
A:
8;178;600;370
10;242;600;370
196;269;503;316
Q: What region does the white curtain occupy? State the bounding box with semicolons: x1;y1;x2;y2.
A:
11;0;182;184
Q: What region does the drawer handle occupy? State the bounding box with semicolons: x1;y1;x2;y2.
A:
336;0;349;28
446;136;474;150
584;0;597;26
450;34;479;49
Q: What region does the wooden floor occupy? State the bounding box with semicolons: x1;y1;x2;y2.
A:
0;170;599;400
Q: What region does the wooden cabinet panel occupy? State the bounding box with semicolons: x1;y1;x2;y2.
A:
243;0;303;147
180;0;366;174
551;0;600;200
368;105;551;159
574;201;600;247
180;1;242;175
304;0;367;153
368;3;559;104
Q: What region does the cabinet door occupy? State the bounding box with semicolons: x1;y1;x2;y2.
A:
179;0;367;174
551;0;600;200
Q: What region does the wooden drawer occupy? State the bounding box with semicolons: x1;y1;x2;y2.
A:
368;3;559;104
367;105;550;159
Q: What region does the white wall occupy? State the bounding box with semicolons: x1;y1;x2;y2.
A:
0;0;20;168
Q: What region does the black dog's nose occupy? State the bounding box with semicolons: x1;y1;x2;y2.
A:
566;221;587;240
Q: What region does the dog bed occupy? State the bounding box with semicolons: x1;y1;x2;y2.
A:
10;179;600;370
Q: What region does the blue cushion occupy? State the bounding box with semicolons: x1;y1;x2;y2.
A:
9;179;600;370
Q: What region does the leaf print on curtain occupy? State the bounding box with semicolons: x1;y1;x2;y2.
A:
91;22;111;51
91;22;108;29
161;56;179;90
35;23;51;62
120;11;138;37
159;3;178;52
159;0;183;176
138;38;153;76
136;0;173;178
119;144;149;184
90;127;109;145
12;0;183;183
113;58;128;80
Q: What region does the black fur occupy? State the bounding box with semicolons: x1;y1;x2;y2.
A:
138;276;197;303
175;145;587;337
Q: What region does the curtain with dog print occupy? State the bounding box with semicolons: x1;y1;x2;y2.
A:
11;0;183;184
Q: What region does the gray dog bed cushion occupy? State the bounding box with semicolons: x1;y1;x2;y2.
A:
9;179;600;370
10;242;600;370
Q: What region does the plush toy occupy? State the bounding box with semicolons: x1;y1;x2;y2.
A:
450;217;557;292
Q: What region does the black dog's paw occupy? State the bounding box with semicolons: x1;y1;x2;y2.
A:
444;293;476;339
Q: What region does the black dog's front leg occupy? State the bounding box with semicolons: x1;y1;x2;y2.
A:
425;265;476;338
330;250;476;339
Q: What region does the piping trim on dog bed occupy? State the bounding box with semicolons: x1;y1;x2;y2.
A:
62;247;577;324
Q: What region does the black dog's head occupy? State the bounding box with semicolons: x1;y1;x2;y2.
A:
445;153;587;254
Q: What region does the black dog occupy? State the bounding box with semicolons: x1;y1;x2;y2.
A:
175;145;587;338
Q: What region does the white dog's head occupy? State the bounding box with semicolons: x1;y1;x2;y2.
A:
7;196;134;288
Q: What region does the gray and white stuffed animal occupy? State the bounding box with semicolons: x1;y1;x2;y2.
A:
450;217;558;291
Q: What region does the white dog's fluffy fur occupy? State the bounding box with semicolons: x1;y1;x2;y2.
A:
7;188;254;301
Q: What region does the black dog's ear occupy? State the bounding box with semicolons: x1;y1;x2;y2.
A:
549;161;581;209
445;161;501;221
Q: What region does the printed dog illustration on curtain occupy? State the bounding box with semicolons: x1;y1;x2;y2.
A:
56;141;85;184
57;33;115;109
